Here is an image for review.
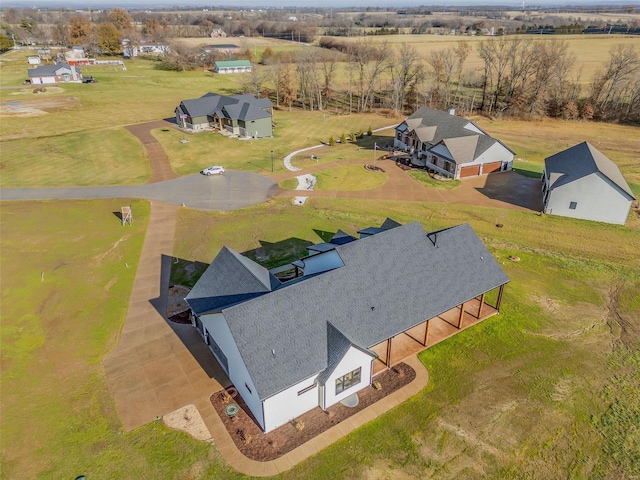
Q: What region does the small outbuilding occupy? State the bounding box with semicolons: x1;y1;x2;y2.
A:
541;142;635;225
213;60;252;74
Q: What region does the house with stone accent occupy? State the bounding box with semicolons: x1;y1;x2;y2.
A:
185;220;509;433
175;92;273;138
542;142;635;225
394;107;514;179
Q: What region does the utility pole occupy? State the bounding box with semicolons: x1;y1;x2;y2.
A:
271;150;274;172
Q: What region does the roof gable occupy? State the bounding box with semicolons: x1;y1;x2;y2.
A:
185;246;279;314
545;142;635;199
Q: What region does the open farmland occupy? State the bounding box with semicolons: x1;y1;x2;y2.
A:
336;34;640;84
1;23;640;479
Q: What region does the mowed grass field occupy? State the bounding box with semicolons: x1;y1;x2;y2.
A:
153;112;397;175
2;195;638;479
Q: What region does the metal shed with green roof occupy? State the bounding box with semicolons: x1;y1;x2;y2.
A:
213;60;252;74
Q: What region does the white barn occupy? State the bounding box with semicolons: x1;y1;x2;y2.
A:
186;220;509;433
542;142;635;225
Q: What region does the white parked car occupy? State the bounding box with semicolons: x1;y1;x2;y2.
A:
201;166;225;175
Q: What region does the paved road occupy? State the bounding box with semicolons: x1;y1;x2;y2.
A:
0;172;280;211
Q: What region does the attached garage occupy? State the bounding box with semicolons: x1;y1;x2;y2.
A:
482;161;503;174
459;165;480;178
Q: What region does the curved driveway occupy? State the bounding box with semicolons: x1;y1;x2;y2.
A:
0;172;279;211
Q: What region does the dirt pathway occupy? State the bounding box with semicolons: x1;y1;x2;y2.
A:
125;120;179;184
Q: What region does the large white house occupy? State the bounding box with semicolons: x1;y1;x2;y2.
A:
394;107;515;179
542;142;635;225
186;220;509;433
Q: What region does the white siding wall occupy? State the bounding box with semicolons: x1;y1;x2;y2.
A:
200;313;265;430
469;142;514;167
322;346;373;409
262;374;320;432
301;250;344;276
546;173;632;225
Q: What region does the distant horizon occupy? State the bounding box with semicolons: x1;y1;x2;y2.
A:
1;0;637;10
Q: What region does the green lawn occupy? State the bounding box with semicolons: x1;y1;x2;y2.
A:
1;197;639;478
171;197;639;479
0;128;151;187
153;111;396;175
407;169;462;189
313;165;387;190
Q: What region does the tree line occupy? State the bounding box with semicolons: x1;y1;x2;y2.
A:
245;37;639;124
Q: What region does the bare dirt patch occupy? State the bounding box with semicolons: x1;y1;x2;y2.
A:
0;94;80;117
163;404;212;441
211;363;416;461
167;285;191;323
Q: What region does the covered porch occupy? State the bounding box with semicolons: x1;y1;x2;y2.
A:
370;285;505;375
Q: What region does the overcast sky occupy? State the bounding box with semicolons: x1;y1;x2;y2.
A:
2;0;632;8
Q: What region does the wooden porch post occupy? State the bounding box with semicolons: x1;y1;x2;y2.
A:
457;303;465;329
478;293;485;318
496;284;505;312
385;337;392;368
423;320;430;346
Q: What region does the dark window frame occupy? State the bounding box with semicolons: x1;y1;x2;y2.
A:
335;367;362;395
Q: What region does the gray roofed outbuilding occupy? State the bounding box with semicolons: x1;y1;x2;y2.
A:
215;221;508;400
544;141;635;199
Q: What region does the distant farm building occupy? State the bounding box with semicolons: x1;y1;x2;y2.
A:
213;60;252;74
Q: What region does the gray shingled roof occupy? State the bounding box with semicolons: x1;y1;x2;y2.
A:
27;63;79;77
545;142;635;199
178;92;272;121
185;246;280;314
399;107;514;163
217;222;509;400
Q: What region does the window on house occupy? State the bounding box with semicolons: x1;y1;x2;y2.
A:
245;382;252;395
569;201;577;210
397;132;402;140
335;367;362;395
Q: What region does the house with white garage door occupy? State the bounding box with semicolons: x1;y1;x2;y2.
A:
27;62;83;84
394;107;515;179
542;142;635;225
185;220;509;433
